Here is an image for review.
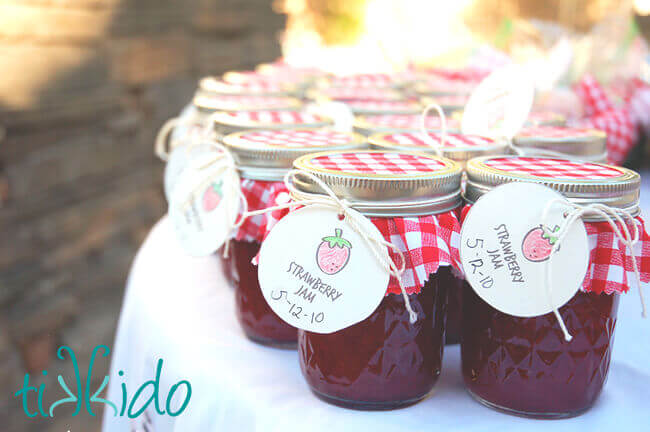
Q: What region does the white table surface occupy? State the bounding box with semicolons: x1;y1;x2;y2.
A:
103;173;650;432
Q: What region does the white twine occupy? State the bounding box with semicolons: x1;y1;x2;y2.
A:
243;169;419;324
541;199;645;342
155;112;222;161
155;117;180;161
419;102;446;157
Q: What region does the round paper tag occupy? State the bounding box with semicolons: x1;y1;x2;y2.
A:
461;64;535;140
164;142;217;202
258;205;390;334
168;150;240;256
460;183;589;317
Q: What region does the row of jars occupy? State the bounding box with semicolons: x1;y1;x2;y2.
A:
180;119;641;418
160;65;637;418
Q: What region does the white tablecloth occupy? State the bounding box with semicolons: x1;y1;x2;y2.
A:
103;179;650;431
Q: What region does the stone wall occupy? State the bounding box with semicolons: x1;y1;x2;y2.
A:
0;1;285;430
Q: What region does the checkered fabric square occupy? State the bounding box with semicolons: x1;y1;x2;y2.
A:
307;151;448;174
422;66;491;83
417;76;477;94
320;86;403;101
460;205;650;295
484;157;624;180
223;111;323;125
382;132;495;149
627;79;650;135
572;76;638;165
259;206;463;296
234;179;289;243
345;99;419;112
330;74;396;88
429;94;469;107
516;126;597;138
224;71;304;86
205;79;287;94
361;114;462;130
199;95;296;110
370;212;462;295
237;130;355;148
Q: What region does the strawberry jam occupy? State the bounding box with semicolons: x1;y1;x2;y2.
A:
298;273;447;410
461;282;619;418
232;239;297;347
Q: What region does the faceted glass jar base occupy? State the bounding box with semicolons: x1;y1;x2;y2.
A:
299;273;448;410
461;282;619;418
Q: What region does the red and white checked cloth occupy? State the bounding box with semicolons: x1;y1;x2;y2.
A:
255;151;463;295
483;157;625;180
201;78;288;94
357;114;462;130
572;75;638;165
260;204;463;296
318;86;403;101
344;99;420;113
306;151;448;174
194;94;298;110
234;179;289;244
218;110;326;126
235;129;359;148
460;205;650;295
379;132;496;149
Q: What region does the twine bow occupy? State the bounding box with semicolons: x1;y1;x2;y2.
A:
541;199;645;341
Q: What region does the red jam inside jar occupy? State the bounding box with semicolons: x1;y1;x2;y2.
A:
232;239;297;347
299;271;448;409
461;283;619;417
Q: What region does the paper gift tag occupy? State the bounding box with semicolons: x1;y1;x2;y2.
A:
168;149;240;256
164;141;218;202
461;64;535;140
258;205;390;333
306;101;354;132
460;182;589;317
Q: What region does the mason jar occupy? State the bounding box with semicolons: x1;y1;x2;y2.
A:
221;129;367;347
287;150;464;409
461;155;644;417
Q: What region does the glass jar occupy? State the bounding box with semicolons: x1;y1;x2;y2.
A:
290;150;464;409
222;129;367;347
369;131;509;344
461;155;643;418
512;126;607;162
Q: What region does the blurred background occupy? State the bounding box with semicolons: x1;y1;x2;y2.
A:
1;0;650;430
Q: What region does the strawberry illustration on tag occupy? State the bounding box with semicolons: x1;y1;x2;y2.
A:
316;228;352;275
521;224;560;262
202;180;223;212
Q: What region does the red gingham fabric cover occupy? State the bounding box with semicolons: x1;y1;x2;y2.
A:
380;132;496;149
306;151;448;174
358;114;461;130
483;157;624;180
235;130;358;148
344;99;420;112
329;73;412;88
460;205;650;295
195;94;298;110
252;150;464;295
261;203;462;296
235;179;289;243
218;110;326;125
202;78;287;94
318;86;403;101
571;75;638;165
516;126;599;139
